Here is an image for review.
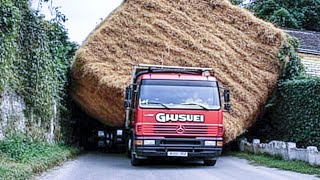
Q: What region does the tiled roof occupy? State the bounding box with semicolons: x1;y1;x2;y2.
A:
285;29;320;55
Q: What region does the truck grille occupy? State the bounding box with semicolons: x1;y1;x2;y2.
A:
160;139;201;145
154;125;207;134
138;124;219;136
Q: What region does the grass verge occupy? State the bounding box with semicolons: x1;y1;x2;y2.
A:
0;134;79;180
230;152;320;176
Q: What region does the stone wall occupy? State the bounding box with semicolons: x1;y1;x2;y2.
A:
0;91;57;142
0;91;26;140
240;139;320;166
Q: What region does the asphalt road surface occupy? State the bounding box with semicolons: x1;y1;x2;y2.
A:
37;152;318;180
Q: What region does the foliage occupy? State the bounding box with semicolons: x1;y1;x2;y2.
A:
0;134;79;179
252;78;320;148
231;152;320;175
0;157;31;180
0;0;22;92
278;35;305;80
0;0;77;139
229;0;244;5
247;0;320;31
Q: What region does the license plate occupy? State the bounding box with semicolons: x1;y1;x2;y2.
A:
167;152;188;157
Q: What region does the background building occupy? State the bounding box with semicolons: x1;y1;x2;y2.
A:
286;29;320;77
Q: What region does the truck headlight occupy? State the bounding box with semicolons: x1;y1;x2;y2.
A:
144;140;155;145
204;141;216;146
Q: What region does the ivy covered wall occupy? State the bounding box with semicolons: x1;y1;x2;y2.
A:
0;0;77;142
267;79;320;147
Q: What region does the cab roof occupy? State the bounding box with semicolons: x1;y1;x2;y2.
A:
137;73;217;82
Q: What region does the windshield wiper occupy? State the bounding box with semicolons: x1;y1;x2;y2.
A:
181;102;209;110
146;100;170;109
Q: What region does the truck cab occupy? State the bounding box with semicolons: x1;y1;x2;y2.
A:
124;64;230;166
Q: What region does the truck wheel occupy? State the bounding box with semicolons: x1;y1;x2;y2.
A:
131;152;142;166
127;139;132;158
203;159;217;166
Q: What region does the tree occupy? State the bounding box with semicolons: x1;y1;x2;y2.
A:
230;0;245;5
245;0;320;31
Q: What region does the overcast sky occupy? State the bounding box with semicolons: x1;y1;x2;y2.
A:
32;0;124;44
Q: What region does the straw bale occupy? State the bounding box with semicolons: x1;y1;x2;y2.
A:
71;0;286;142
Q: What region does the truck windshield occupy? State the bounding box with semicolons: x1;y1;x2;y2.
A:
139;80;220;110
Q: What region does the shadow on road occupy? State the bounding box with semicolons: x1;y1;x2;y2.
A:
87;151;211;169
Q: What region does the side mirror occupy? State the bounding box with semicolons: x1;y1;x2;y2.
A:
124;86;132;108
223;89;231;112
124;101;131;108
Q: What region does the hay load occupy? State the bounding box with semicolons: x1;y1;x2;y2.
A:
71;0;286;142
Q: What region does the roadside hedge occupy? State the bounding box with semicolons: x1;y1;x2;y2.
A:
0;134;79;179
256;78;320;148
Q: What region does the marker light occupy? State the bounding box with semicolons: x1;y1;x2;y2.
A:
203;71;211;77
135;140;143;146
116;130;123;136
217;141;224;147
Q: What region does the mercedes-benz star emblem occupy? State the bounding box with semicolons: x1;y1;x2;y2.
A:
176;125;185;134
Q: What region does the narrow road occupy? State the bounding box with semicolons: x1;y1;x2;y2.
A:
37;152;318;180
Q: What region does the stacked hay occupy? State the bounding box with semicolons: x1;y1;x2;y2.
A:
71;0;286;142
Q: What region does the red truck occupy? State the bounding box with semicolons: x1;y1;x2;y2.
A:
124;64;230;166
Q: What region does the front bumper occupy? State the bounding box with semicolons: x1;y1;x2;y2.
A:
134;137;223;159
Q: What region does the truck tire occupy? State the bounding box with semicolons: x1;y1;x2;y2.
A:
203;159;217;166
127;138;132;158
131;152;142;166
